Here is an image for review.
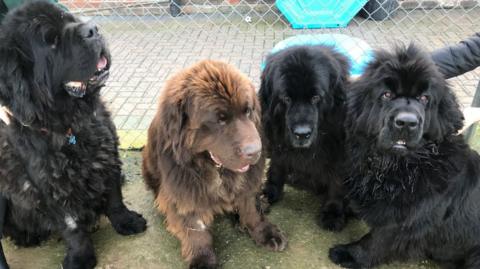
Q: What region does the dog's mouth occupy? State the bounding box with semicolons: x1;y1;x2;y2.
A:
388;138;421;156
208;151;250;173
64;55;109;98
392;139;407;150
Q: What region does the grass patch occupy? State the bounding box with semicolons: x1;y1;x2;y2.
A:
3;151;438;269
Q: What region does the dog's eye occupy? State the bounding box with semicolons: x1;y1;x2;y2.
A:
311;95;320;104
418;95;429;105
217;113;227;125
50;36;59;49
283;96;291;105
381;91;394;100
43;30;59;49
245;107;252;117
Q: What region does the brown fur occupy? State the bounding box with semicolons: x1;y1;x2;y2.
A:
143;60;287;268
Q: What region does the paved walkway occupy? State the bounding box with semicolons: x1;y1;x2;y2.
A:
93;8;479;138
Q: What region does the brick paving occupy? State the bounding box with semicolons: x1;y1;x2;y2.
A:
94;8;480;132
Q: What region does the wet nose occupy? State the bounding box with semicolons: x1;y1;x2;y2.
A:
394;112;419;131
293;125;312;140
240;143;261;160
79;21;99;39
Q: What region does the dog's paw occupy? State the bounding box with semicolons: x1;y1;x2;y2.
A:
251;222;287;252
189;248;217;269
262;184;283;204
318;204;347;232
63;251;97;269
9;230;50;247
329;244;362;269
109;208;147;235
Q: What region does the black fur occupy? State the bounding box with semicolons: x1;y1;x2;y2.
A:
259;45;351;231
0;2;146;268
329;44;480;269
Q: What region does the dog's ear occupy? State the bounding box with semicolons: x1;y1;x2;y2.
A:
159;91;193;164
0;46;44;125
329;52;350;108
427;86;464;141
0;27;53;126
251;83;262;128
259;59;275;112
345;80;370;134
258;62;277;153
259;60;275;119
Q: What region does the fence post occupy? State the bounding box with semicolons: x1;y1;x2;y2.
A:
170;0;182;17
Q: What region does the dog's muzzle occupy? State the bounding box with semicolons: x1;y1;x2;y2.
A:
64;55;109;98
385;109;424;152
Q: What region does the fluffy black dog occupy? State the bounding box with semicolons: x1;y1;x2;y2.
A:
329;44;480;269
0;2;146;268
259;45;350;231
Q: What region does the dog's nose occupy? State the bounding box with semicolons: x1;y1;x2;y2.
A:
79;22;99;39
240;143;261;160
394;112;419;131
293;125;312;140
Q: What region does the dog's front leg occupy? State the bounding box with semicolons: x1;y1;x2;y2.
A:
62;227;96;269
319;171;348;231
329;229;396;268
262;160;288;204
105;174;146;235
163;208;216;269
236;194;287;252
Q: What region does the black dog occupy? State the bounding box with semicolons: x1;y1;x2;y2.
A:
329;44;480;269
0;2;146;268
259;45;350;231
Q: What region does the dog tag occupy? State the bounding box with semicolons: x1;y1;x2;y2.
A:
68;135;76;145
66;128;76;145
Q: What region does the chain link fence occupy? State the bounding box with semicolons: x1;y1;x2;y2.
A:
58;0;480;149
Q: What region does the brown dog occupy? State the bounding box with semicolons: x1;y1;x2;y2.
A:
142;60;287;268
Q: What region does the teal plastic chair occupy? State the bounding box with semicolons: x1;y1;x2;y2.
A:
276;0;368;28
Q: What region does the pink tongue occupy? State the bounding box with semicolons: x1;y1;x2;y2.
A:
236;164;250;173
97;56;107;70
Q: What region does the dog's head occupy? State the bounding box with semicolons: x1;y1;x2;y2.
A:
260;46;349;148
347;44;464;155
158;60;262;173
0;1;110;124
